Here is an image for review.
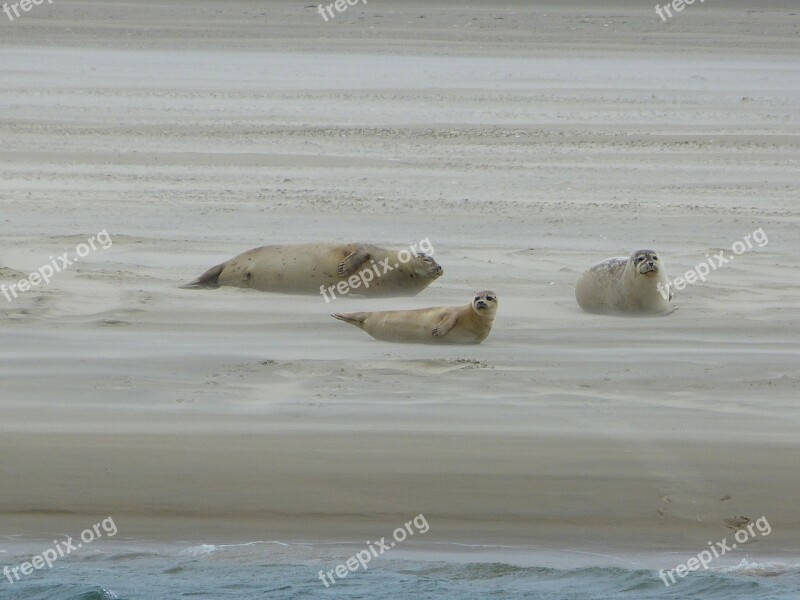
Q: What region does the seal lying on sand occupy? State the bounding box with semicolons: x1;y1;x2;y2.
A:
183;243;443;297
333;291;498;344
575;249;672;315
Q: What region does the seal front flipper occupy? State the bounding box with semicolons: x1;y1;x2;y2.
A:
337;248;371;277
181;262;226;289
432;314;458;337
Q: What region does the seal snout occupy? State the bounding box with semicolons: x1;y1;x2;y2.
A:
639;260;658;275
417;254;443;279
632;250;660;276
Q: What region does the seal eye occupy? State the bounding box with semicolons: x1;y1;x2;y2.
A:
635;256;644;263
651;255;658;260
486;296;495;302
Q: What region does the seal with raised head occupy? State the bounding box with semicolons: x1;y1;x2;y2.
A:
332;291;498;344
575;249;672;315
182;242;443;298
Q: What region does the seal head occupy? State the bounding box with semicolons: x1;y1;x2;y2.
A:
471;290;498;319
631;249;661;276
415;253;444;279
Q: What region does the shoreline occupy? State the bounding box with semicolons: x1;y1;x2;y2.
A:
2;531;798;574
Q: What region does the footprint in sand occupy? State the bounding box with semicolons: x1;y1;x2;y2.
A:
724;516;751;529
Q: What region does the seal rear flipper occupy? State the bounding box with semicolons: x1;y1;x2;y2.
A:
332;312;368;328
180;262;226;289
337;249;371;277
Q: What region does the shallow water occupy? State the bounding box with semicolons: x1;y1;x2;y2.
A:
2;544;798;600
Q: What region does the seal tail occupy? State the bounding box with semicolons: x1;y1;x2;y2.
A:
181;262;226;289
332;312;368;328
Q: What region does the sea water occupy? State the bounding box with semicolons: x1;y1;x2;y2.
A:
1;541;798;599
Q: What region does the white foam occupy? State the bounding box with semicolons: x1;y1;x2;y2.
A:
712;558;800;576
179;540;293;557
